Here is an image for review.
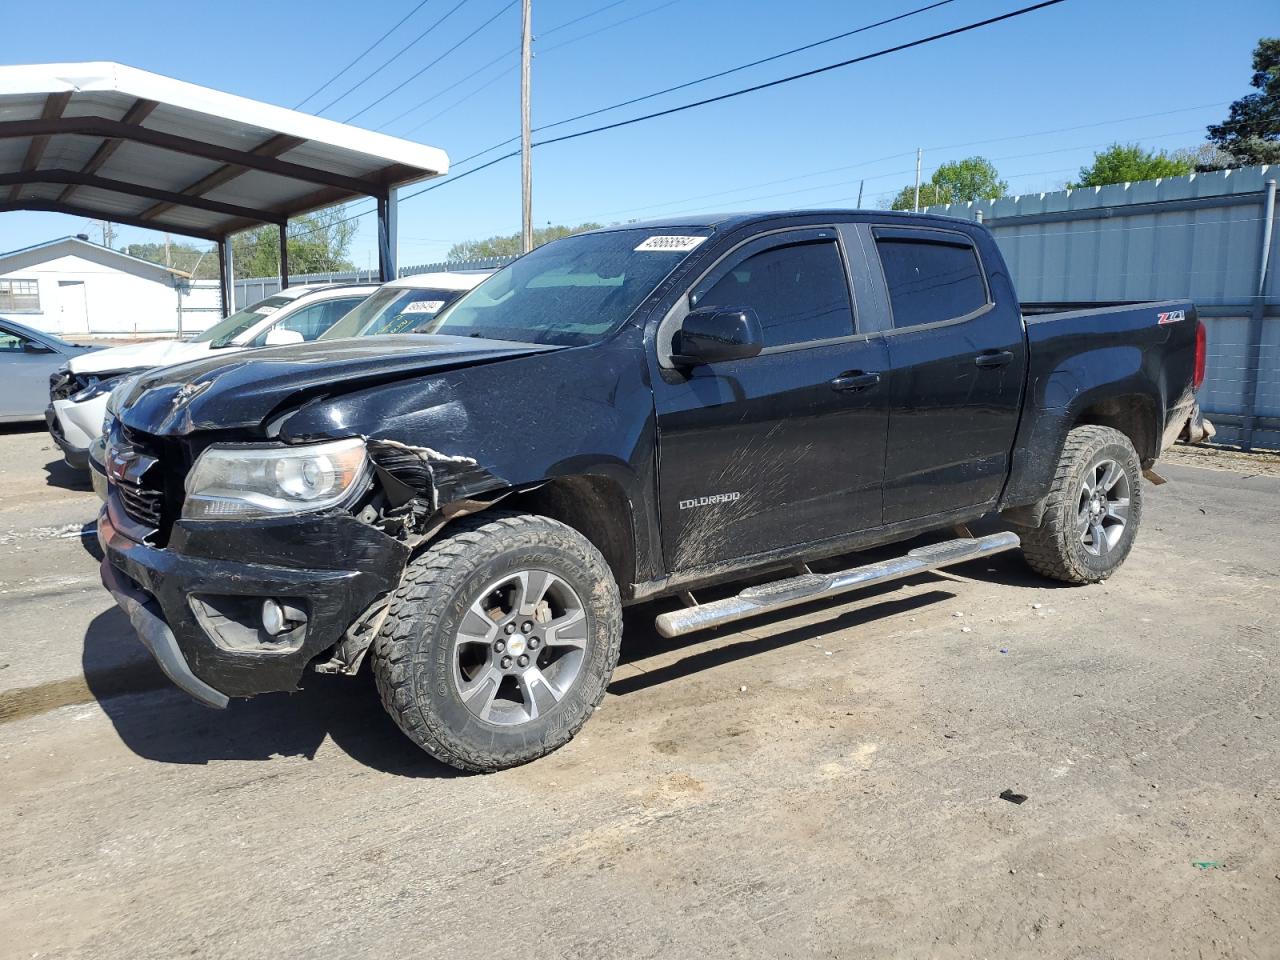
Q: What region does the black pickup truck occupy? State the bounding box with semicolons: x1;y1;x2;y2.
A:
99;211;1204;772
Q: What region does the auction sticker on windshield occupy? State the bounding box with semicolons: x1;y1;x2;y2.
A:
403;300;446;314
635;235;707;253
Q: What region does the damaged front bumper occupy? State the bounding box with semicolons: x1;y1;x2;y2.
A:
97;494;409;704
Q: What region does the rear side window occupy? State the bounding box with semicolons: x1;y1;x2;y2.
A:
250;297;364;346
696;240;853;348
876;237;987;328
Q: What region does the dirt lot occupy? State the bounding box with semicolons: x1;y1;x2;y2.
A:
1;423;1277;960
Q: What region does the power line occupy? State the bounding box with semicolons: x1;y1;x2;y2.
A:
575;118;1220;223
409;65;520;132
430;0;1069;178
344;0;520;123
290;96;1219;244
313;0;474;115
392;0;1072;209
536;0;683;55
567;127;1206;224
535;0;1071;149
294;0;433;109
538;0;630;37
537;0;961;137
385;0;683;136
378;49;516;132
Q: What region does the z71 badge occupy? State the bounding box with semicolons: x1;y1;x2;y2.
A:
1157;310;1185;325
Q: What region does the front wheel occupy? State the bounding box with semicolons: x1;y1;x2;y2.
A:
371;512;622;773
1019;425;1143;584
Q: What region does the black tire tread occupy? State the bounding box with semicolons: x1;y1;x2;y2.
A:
370;511;621;773
1019;425;1141;584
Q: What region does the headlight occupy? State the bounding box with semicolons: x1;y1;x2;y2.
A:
71;373;127;403
102;374;142;436
183;438;368;520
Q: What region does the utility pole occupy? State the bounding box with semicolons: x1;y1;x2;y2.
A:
913;148;922;212
163;232;172;268
520;0;533;253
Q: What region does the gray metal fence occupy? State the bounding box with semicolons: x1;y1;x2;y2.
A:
922;164;1279;450
232;256;517;310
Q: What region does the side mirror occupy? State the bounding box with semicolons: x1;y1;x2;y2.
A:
671;306;764;366
264;327;304;346
23;340;54;354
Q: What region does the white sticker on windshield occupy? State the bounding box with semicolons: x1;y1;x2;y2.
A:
256;305;279;315
403;300;446;314
634;235;707;253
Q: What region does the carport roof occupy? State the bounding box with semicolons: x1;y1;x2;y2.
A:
0;62;449;242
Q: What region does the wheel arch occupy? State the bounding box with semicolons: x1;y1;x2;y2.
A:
496;475;640;601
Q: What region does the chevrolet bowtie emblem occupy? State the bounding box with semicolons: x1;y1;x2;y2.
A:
171;381;208;408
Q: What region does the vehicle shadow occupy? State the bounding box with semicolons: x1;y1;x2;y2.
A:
82;608;462;779
43;455;92;493
613;580;955;697
83;521;1062;775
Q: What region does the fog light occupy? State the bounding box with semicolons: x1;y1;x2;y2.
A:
261;599;307;636
262;599;286;636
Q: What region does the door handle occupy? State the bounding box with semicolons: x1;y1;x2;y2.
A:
830;371;881;392
974;350;1014;369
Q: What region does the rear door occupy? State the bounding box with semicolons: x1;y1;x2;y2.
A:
868;225;1026;522
653;227;890;571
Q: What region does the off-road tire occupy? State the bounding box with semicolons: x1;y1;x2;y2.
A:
1019;425;1143;584
370;511;622;773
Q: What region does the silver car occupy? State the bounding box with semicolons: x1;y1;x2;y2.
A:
0;317;98;424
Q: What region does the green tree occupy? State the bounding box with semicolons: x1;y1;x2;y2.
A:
1069;143;1195;188
230;206;358;279
1206;37;1280;167
889;157;1008;211
447;222;602;261
124;241;220;279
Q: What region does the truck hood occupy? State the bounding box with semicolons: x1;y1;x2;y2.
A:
120;334;559;436
68;338;218;375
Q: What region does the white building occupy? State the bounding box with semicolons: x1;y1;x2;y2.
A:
0;236;222;338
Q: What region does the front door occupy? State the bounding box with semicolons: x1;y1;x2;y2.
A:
0;324;60;419
654;229;890;571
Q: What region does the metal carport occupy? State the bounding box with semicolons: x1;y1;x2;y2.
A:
0;61;449;315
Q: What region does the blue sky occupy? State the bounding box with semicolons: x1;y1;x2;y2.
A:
2;0;1275;269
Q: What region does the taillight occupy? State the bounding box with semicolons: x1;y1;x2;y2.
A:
1193;320;1206;390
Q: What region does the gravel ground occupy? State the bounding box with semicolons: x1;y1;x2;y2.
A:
0;423;1277;959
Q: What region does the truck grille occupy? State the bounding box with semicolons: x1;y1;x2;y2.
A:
117;477;166;529
110;426;175;540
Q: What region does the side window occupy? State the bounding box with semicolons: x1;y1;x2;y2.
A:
0;327;33;352
876;237;988;329
695;240;853;348
273;298;361;341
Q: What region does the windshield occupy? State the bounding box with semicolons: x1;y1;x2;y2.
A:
319;286;470;340
421;229;710;346
194;295;293;348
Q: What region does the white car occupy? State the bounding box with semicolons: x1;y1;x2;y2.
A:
316;271;493;340
49;282;373;469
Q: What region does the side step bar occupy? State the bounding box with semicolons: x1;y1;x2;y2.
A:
654;531;1021;639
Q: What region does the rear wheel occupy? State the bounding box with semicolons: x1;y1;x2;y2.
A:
371;512;622;773
1019;425;1143;584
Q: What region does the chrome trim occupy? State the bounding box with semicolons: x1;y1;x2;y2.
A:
653;531;1020;638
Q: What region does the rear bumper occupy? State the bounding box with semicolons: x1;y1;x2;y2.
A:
97;499;409;701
